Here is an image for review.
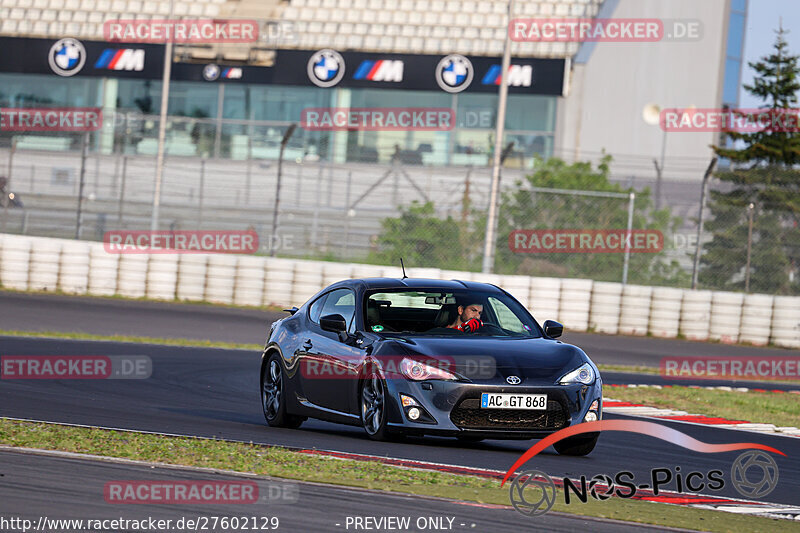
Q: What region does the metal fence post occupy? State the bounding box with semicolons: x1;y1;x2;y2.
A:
344;171;352;254
75;132;89;239
745;202;754;293
117;155;128;224
691;158;717;289
197;158;206;228
622;191;635;285
2;137;16;232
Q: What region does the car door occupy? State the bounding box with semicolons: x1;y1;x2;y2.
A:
299;288;363;414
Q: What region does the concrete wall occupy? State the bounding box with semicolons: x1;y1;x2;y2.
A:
556;0;730;181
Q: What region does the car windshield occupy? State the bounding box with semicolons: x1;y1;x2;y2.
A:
364;289;541;338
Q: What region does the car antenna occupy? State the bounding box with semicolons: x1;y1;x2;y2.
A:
400;258;408;279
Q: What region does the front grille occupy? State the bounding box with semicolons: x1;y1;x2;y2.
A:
450;398;568;430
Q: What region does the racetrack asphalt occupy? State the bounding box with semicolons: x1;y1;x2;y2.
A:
0;448;678;533
3;290;798;390
2;291;795;367
1;336;798;510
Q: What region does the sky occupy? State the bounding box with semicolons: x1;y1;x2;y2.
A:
739;0;800;107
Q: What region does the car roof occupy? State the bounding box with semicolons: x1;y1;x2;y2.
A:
330;278;505;293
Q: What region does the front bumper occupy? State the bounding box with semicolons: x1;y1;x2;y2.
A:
385;378;603;439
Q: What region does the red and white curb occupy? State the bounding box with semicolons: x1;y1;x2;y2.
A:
603;384;800;437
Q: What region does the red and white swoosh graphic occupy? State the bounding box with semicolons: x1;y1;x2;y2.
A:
501;419;786;486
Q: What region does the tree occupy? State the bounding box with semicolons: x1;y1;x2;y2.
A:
493;155;685;284
701;26;800;294
371;156;686;286
368;201;478;270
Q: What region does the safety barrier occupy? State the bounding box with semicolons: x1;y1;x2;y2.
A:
1;233;799;348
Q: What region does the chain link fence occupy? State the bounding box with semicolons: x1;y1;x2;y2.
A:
1;131;797;296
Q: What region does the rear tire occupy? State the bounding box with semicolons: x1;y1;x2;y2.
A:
553;433;599;456
262;353;305;429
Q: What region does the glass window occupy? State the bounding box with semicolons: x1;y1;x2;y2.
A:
487;297;527;334
169;82;218;118
117;79;160;113
722;58;742;106
731;0;746;12
0;73;100;108
308;294;328;324
320;288;356;331
726;12;746;60
364;289;540;337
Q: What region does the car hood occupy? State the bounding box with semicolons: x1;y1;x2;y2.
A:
379;336;593;385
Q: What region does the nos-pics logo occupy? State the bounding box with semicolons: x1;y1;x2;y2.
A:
49;38;87;77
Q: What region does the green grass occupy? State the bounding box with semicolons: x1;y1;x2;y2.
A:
0;329;262;351
0;418;795;532
606;386;800;427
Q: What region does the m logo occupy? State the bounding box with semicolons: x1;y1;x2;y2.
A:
353;60;404;82
482;64;533;87
94;49;145;71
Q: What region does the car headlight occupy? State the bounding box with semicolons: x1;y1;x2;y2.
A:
558;363;595;385
400;358;456;381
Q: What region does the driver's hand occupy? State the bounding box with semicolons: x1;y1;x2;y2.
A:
460;318;483;333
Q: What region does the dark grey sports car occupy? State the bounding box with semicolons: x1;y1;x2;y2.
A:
260;277;603;455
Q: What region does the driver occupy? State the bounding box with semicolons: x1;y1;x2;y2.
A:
448;300;483;332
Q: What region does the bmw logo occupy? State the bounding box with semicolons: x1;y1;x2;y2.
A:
307;49;345;88
48;38;86;77
203;64;220;81
435;54;473;93
506;375;521;385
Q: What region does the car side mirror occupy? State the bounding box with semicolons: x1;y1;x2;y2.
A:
543;320;563;338
320;314;348;333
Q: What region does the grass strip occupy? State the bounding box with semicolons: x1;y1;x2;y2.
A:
606;386;800;428
0;418;794;532
0;329;262;351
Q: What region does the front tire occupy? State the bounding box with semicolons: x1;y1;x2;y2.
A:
360;374;393;441
262;353;304;429
553;433;599;456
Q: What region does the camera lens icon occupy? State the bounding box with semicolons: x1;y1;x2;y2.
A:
509;470;557;517
731;450;779;499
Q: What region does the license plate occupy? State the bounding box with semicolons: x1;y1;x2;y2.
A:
481;393;547;410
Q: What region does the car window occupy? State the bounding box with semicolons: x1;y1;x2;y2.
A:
308;294;327;324
320;288;356;332
488;297;529;334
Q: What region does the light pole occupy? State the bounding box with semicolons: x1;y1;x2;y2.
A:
644;104;695;210
150;0;174;232
270;124;297;257
481;0;514;274
691;157;717;289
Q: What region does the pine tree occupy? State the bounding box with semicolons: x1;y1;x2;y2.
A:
700;26;800;294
